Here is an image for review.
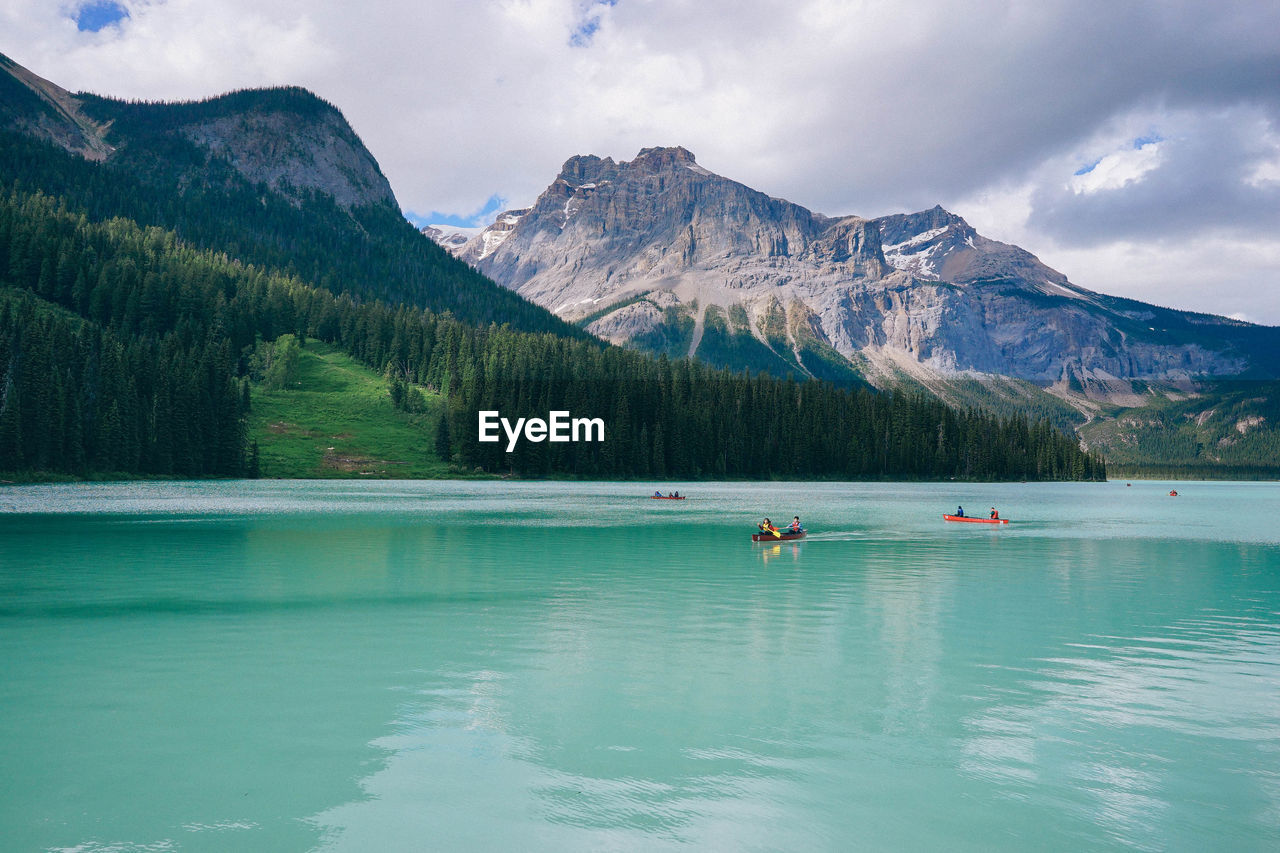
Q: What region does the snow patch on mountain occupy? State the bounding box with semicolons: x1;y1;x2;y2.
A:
424;207;531;262
882;226;956;279
422;224;484;251
886;226;950;250
479;227;517;258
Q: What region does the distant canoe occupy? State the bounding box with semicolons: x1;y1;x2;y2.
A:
651;495;686;500
943;514;1009;524
752;530;806;542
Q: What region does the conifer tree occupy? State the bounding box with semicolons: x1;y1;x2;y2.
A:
434;412;452;464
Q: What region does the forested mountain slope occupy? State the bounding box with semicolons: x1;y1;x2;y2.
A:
1;52;578;336
0;54;1102;482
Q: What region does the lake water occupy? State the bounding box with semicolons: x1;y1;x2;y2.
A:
1;480;1278;851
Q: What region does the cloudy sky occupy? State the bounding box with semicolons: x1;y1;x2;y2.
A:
5;0;1280;322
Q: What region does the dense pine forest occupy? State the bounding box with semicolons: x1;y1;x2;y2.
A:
0;119;580;337
1079;379;1280;480
0;184;1104;480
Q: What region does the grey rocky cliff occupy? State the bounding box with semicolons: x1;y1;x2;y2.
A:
460;147;888;322
178;104;396;208
2;54;395;209
876;205;1077;297
1;52;115;161
429;146;1274;394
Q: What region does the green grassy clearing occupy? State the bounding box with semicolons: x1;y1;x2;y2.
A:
247;341;452;478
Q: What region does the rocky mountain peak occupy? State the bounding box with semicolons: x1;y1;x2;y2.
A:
871;204;1083;298
555;146;710;187
876;204;972;248
156;87;397;209
424;144;1276;393
635;144;696;162
2;54;395;209
557;153;616;187
449;145;881;305
630;145;702;174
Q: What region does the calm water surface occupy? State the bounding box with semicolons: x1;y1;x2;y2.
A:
1;480;1278;851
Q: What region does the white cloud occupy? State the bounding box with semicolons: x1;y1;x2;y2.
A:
951;109;1280;323
1037;238;1280;323
5;1;331;96
3;0;1279;322
1246;150;1280;187
1069;142;1163;195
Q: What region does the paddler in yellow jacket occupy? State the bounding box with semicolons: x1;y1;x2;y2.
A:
758;518;780;537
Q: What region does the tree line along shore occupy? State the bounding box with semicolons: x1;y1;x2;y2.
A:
0;186;1103;481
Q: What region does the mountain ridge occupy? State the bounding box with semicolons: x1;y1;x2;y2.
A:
78;85;398;209
0;52;115;161
2;52;394;209
429;146;1278;402
0;52;580;337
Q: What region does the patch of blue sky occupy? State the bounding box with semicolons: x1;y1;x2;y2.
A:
570;19;602;47
1074;158;1102;176
74;1;130;33
1076;134;1165;175
405;193;507;229
570;0;619;47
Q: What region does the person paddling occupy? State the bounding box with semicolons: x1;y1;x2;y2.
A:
989;507;999;520
955;505;965;518
759;517;780;538
788;516;803;533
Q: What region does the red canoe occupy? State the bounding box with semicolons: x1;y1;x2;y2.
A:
752;531;806;542
943;514;1009;524
651;495;686;500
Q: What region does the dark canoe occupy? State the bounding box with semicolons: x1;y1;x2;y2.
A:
650;495;687;499
752;530;806;542
943;514;1009;524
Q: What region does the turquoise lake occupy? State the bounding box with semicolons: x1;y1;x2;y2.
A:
1;480;1278;851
